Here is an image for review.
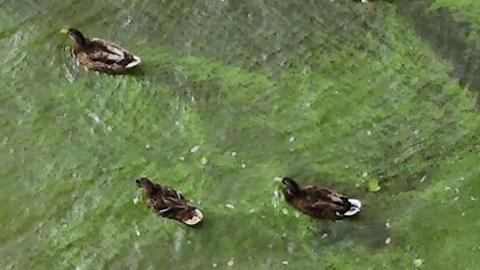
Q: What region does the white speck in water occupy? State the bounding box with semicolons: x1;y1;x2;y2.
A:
362;171;368;177
133;197;139;204
414;129;419;135
201;157;208;165
453;196;459;201
187;240;191;244
191;96;196;103
190;145;200;153
134;226;141;237
455;187;460;194
226;204;235;209
294;212;300;218
321;233;328;239
145;144;151;149
385;222;391;229
227;258;235;267
212;263;218;268
231;151;237;157
444;186;451;191
462;212;466;216
88;112;101;123
470;196;477;201
366;130;372;136
289;136;295;143
107;125;112;132
385;237;391;244
420;175;427;183
282;261;289;265
344;165;350;169
282;208;288;215
414;258;423;267
241;163;246;168
335;90;340;94
460;176;465;181
179;156;185;161
282;233;287;238
249;208;255;213
9;148;14;155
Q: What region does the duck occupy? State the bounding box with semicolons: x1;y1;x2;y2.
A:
135;177;203;226
275;176;362;221
60;28;141;74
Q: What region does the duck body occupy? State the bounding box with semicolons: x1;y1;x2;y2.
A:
278;177;362;221
61;28;141;74
136;177;203;226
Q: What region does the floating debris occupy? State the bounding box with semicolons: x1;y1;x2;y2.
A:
362;171;368;178
133;197;139;204
225;204;235;209
231;151;237;157
145;144;151;149
455;187;460;194
444;186;451;192
366;130;372;136
241;163;246;168
470;196;477;201
282;208;288;215
385;237;391;245
249;208;255;213
227;258;235;267
385;222;391;229
420;175;427;183
289;136;295;143
179;156;185;161
88;112;101;123
321;233;328;239
462;212;466;216
282;261;289;265
190;145;200;153
212;263;218;268
453;196;459;201
414;258;423;267
201;157;208;165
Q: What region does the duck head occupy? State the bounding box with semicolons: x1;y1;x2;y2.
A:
275;176;300;197
136;177;155;192
60;27;87;47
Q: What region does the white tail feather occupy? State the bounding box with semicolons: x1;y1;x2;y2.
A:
126;56;141;68
343;198;362;217
183;209;203;226
344;207;361;217
348;198;362;209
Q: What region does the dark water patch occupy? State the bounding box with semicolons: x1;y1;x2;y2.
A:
395;0;480;100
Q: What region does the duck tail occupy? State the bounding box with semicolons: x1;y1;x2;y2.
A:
343;198;362;217
125;55;141;68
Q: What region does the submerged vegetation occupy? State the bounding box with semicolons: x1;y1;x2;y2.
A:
1;0;479;269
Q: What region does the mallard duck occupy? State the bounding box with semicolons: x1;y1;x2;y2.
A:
136;177;203;226
275;176;362;220
60;28;141;74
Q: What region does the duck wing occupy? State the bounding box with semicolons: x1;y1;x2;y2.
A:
87;38;140;67
303;186;349;210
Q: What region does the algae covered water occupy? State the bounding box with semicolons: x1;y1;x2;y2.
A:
1;0;480;269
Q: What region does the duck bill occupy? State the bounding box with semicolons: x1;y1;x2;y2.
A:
273;176;283;183
183;209;203;226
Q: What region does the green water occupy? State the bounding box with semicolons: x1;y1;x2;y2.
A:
1;0;480;269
